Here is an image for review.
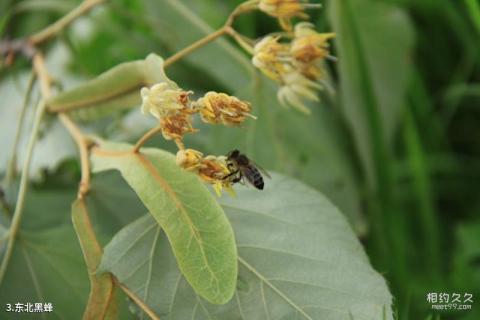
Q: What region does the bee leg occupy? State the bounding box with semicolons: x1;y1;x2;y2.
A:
239;175;246;185
222;170;239;180
232;175;242;184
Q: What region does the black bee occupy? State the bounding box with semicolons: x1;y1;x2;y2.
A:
224;149;270;190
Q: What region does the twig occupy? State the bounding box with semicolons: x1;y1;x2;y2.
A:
163;1;255;67
225;26;254;54
32;54;52;97
59;114;91;197
164;27;227;67
0;99;47;286
117;280;161;320
29;0;106;45
4;71;36;188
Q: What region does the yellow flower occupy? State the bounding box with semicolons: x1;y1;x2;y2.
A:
195;92;255;126
176;151;235;196
291;22;335;64
198;155;235;196
159;113;197;141
252;36;290;81
258;0;308;30
176;149;203;171
277;71;322;113
140;82;193;119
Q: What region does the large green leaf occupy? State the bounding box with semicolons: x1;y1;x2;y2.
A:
91;141;237;304
100;173;393;320
0;189;90;319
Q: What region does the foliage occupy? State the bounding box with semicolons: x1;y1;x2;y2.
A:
1;0;479;319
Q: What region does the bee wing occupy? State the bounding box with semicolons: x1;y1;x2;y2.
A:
250;160;271;179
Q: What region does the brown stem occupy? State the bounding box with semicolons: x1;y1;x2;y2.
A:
163;1;256;68
164;27;227;67
58;114;91;197
32;53;52;97
117;280;161;320
132;126;163;153
29;0;106;45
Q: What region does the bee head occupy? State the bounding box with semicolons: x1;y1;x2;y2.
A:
227;149;240;159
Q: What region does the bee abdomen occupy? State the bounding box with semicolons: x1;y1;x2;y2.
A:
249;168;264;190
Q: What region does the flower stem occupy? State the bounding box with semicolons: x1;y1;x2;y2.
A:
133;126;163;153
164;27;227;67
116;279;161;320
164;1;256;67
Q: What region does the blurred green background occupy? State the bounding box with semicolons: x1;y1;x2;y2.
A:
1;0;479;319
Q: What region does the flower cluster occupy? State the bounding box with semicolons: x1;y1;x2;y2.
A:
141;82;254;195
176;149;235;196
252;22;334;113
257;0;320;31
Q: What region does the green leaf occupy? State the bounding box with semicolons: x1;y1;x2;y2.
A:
92;141;237;304
216;78;367;235
329;0;414;185
71;198;117;320
452;220;480;320
100;173;393;320
0;189;90;319
46;54;175;121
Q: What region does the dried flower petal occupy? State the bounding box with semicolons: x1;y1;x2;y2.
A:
160;113;197;140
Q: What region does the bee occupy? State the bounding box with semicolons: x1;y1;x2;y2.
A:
224;149;270;190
